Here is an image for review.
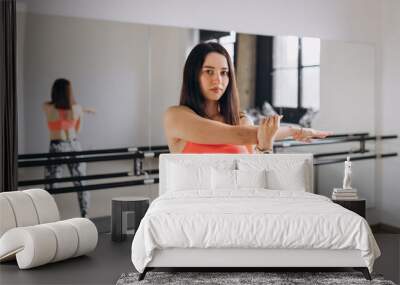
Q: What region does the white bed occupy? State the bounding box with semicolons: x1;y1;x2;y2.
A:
131;154;380;280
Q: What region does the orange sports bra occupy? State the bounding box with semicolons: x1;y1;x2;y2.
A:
47;109;79;131
182;141;250;154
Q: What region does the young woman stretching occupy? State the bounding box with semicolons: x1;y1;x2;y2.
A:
43;78;95;217
164;42;331;154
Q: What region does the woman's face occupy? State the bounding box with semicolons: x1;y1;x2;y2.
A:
199;52;230;102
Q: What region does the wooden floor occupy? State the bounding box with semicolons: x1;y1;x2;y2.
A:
0;233;398;285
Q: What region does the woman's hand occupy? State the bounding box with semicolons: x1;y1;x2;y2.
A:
83;107;96;114
257;115;283;150
292;127;333;143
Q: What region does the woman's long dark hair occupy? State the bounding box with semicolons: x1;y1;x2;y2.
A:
51;78;72;109
179;42;240;125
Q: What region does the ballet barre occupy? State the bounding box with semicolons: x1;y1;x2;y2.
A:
17;132;398;194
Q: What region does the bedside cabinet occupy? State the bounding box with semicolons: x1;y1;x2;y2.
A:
111;196;150;242
332;198;366;218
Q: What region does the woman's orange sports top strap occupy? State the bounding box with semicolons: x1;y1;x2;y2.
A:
47;109;78;131
182;141;250;154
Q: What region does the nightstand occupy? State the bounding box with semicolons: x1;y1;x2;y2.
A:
332;198;366;218
111;196;150;242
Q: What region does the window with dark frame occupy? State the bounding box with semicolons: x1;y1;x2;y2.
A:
198;30;321;125
256;35;320;124
199;30;237;65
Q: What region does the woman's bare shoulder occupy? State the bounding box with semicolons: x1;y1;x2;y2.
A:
165;105;193;113
164;105;195;120
164;106;188;150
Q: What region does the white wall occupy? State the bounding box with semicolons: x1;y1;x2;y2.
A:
148;26;197;145
315;41;375;134
19;0;380;44
311;40;377;211
379;0;400;228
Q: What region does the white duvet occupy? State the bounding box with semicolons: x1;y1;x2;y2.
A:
131;190;380;273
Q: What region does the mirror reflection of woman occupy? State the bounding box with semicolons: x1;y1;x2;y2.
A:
43;78;95;217
164;42;331;154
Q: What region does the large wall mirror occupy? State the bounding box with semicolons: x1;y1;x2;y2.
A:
16;11;377;219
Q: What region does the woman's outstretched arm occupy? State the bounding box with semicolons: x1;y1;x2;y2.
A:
275;125;333;141
274;126;296;140
164;106;258;145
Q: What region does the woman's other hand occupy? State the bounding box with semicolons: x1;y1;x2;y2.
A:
292;127;333;143
83;107;96;114
257;115;282;150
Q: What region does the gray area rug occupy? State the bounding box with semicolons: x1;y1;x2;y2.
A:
116;271;396;285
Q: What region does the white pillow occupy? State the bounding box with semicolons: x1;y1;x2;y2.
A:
211;168;237;190
236;169;268;189
167;162;212;191
237;158;309;191
211;168;268;191
266;162;307;191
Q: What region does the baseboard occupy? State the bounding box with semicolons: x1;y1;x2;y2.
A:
371;223;400;234
380;223;400;234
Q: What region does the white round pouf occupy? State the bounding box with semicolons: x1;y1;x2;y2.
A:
0;226;57;269
24;189;60;223
0;195;17;237
0;189;98;269
64;218;98;257
42;221;79;262
1;192;39;227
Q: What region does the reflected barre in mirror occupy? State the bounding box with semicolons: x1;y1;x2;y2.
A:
15;10;384;217
17;133;398;194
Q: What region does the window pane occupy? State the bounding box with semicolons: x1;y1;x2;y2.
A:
222;43;235;63
301;67;320;110
301;37;320;66
273;36;299;68
219;32;236;64
219;31;236;44
273;69;298;108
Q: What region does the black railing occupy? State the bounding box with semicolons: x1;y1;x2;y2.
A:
18;132;398;193
45;178;159;195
